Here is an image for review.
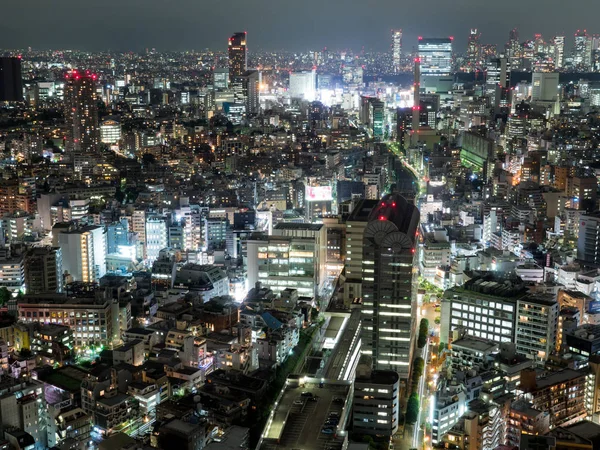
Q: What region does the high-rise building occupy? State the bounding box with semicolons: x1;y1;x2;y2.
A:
289;70;317;101
361;194;420;379
64;71;99;154
486;56;511;112
574;30;592;70
554;36;565;69
235;70;260;116
0;57;23;102
531;72;559;102
352;361;400;436
506;28;522;70
57;226;106;283
228;32;247;83
24;247;63;294
466;29;481;71
418;37;453;76
578;213;600;265
515;295;559;365
213;68;229;90
100;119;121;144
392;29;403;73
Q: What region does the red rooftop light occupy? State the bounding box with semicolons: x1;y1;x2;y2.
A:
379;216;385;221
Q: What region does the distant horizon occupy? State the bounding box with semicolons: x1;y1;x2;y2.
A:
1;0;598;55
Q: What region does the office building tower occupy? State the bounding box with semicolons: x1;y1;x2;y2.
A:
145;216;168;264
531;72;559;102
228;32;247;83
237;70;260;116
440;274;527;344
213;68;229;90
506;29;522;70
554;36;565;68
486;56;511;113
64;71;99;153
352;361;400;436
343;199;379;305
24;247;63;294
574;30;592;70
466;29;481;71
412;57;421;145
515;295;558;365
247;234;320;298
361;194;419;379
0;57;23;102
99;119;121;144
289;70;317;101
396;107;412;149
392;29;403;73
577;212;600;265
58;226;106;283
418;37;453;76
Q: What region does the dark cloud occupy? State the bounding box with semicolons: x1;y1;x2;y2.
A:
0;0;598;52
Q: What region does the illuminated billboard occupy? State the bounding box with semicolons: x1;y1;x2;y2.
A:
306;186;333;202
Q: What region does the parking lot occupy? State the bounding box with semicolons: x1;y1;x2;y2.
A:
261;380;349;450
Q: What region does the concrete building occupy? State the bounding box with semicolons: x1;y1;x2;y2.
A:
172;264;229;302
17;291;118;348
352;362;400;436
361;194;419;379
24;247;63;294
247;235;319;298
441;275;527;344
515;295;559;365
343;199;379;305
58;226;106;283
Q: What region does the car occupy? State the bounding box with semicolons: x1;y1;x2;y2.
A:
333;397;344;404
324;421;338;427
326;417;339;424
321;427;334;435
293;399;304;405
301;391;313;397
328;412;340;418
308;396;318;402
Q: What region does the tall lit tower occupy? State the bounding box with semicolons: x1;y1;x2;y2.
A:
466;29;481;71
574;30;592;70
411;57;421;146
553;36;565;69
228;32;247;83
64;70;99;154
0;57;23;102
361;194;420;380
392;29;403;73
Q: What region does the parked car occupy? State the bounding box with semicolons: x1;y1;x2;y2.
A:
301;391;313;397
293;399;304;405
321;428;334;435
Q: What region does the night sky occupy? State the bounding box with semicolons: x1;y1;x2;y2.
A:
1;0;598;52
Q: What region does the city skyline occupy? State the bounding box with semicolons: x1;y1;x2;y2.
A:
1;0;599;52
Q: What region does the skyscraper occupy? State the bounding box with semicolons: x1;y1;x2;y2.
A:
553;36;565;69
574;30;592;70
361;194;420;380
418;37;453;76
466;29;481;71
506;28;522;70
64;71;99;154
0;57;23;102
392;29;403;74
228;32;247;83
236;70;260;116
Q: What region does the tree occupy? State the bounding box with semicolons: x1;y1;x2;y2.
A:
0;287;11;306
417;318;429;348
412;357;425;379
405;393;420;424
141;153;156;166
